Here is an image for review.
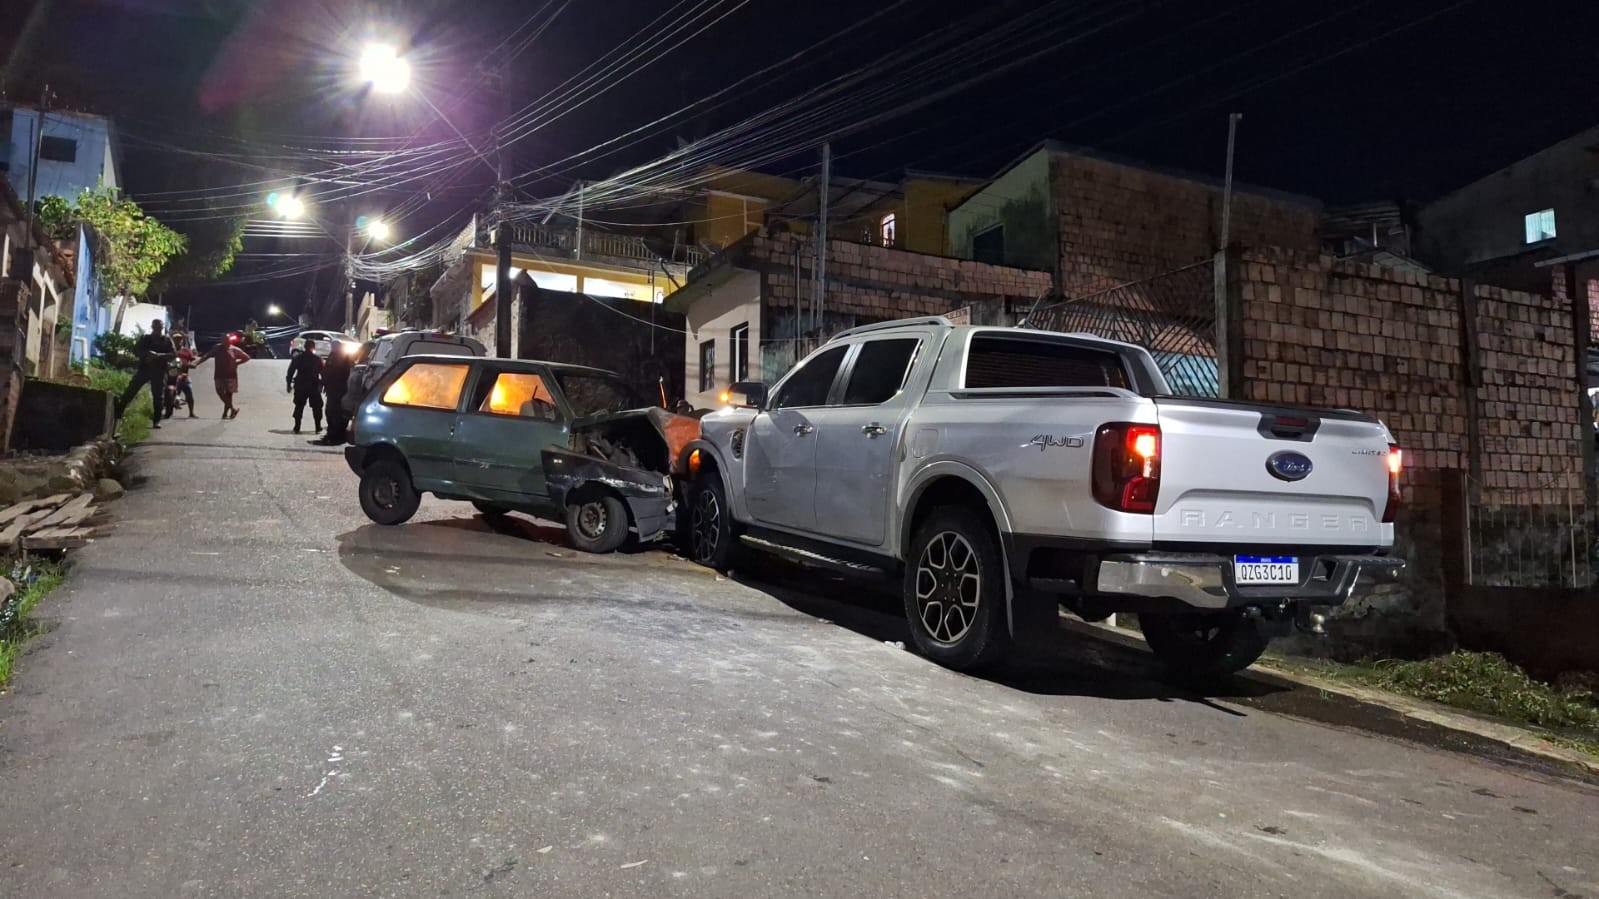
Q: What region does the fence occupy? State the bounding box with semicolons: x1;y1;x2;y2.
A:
504;222;704;268
1465;481;1598;588
1023;260;1219;396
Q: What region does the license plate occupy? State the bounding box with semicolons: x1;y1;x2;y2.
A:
1234;555;1299;586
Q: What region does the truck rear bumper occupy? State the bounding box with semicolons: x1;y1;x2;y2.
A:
1093;552;1405;611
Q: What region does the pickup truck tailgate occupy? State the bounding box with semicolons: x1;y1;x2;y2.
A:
1152;398;1391;547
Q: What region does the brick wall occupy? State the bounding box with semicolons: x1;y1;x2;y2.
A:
1054;154;1319;298
751;231;1053;319
1231;247;1585;652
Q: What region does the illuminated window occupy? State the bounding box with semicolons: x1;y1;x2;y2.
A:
382;362;469;410
1524;208;1556;244
880;212;897;247
475;371;558;420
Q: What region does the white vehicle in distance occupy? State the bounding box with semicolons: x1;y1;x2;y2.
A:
678;317;1405;678
291;329;360;358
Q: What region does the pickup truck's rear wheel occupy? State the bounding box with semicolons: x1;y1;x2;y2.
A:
1138;611;1270;679
359;458;420;526
904;507;1010;672
683;475;739;570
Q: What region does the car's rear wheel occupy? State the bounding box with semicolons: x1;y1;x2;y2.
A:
566;494;629;553
683;475;739;570
902;507;1011;672
359;458;420;526
1138;611;1270;680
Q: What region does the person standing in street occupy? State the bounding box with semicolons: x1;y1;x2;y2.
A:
190;335;252;419
314;343;354;445
115;320;176;430
168;333;199;419
287;338;324;434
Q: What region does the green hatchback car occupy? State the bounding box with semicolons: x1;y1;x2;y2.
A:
344;355;677;553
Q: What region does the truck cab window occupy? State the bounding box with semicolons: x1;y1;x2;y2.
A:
843;338;920;405
770;345;848;410
964;336;1130;389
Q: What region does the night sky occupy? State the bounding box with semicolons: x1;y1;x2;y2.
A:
5;0;1598;327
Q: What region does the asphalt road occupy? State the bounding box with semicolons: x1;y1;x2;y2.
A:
2;360;1596;898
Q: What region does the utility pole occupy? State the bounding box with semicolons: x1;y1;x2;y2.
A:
343;214;356;334
22;87;52;253
813;142;831;333
1219;113;1242;251
492;63;514;359
575;181;585;261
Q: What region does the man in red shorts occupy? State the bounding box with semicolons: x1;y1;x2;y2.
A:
191;335;252;419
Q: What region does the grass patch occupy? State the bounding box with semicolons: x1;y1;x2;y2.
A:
1270;651;1599;757
82;366;151;446
0;561;68;690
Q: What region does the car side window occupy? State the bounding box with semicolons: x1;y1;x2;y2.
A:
770;345;849;410
472;371;559;421
382;362;470;411
842;338;921;406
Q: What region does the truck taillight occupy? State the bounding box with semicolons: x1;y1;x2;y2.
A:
1092;423;1161;514
1382;444;1402;523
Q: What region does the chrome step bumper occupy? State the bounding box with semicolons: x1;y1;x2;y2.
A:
1094;553;1405;611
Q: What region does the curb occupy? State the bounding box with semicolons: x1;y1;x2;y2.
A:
1070;618;1599;777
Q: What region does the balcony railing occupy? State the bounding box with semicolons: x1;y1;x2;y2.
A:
504;221;704;269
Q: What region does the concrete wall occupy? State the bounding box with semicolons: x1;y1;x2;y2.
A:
2;109;119;202
683;269;759;409
1055;153;1320;298
1416;124;1599;283
517;287;685;406
947;148;1055;273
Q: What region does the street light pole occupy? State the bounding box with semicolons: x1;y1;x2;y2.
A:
344;213;356;333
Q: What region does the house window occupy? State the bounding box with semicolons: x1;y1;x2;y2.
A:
972;224;1005;264
1524;208;1557;244
39;136;77;163
730;323;750;382
880;212;897;247
699;339;716;392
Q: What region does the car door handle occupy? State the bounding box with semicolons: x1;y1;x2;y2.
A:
793;423;814;436
862;423;888;437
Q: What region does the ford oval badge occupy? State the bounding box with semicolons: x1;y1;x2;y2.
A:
1266;451;1314;482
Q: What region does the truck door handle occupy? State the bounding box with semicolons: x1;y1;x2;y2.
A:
793;423;814;436
862;423;888;437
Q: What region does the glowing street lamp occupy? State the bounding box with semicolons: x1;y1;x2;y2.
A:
266;303;283;318
268;192;306;220
364;218;392;242
359;43;411;94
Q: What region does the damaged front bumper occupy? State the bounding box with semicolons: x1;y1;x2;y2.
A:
541;449;675;542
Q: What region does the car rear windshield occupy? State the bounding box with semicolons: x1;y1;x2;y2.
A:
963;335;1130;390
553;371;645;418
409;339;477;357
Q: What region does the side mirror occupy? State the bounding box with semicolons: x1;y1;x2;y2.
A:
721;381;767;409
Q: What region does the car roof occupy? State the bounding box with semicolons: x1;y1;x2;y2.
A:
397;354;619;377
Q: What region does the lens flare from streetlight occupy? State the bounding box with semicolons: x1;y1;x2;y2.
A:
365;219;392;241
274;194;305;219
267;304;282;317
359;43;411;94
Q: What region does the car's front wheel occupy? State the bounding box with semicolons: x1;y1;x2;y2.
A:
566;494;629;553
903;507;1011;672
682;476;739;570
1138;611;1270;680
359;458;421;526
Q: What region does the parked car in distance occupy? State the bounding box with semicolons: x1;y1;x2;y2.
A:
291;329;359;358
343;330;487;417
678;316;1404;678
345;355;689;553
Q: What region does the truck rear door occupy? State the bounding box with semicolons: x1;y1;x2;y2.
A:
1151;398;1392;549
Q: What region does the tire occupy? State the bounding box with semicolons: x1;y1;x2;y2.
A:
1138;611;1270;680
902;506;1012;672
682;475;739;570
566;494;629;554
473;500;511;522
359;458;421;526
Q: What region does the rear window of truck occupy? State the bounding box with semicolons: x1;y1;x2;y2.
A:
963;336;1130;389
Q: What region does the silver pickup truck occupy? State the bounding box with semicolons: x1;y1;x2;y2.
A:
677;316;1403;677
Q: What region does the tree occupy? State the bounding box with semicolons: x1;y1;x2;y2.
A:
37;188;186;300
149;212;246;297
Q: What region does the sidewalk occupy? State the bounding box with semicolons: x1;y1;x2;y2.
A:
1070;619;1599;779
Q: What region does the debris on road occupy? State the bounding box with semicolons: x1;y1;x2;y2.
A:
0;492;112;553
